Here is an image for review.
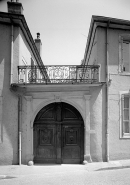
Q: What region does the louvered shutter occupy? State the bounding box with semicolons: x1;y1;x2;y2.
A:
119;36;123;72
121;94;124;136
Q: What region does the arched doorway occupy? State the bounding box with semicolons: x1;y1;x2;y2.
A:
33;102;84;164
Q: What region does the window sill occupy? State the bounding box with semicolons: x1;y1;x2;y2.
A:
120;137;130;139
120;134;130;139
119;72;130;76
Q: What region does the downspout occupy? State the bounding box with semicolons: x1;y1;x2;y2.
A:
10;24;14;84
10;24;22;165
18;95;22;165
106;21;110;162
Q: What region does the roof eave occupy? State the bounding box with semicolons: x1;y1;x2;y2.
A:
83;15;130;64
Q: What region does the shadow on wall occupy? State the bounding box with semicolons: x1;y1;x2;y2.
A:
0;24;19;164
90;86;105;162
102;84;107;162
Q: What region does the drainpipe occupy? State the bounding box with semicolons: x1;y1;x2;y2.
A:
10;89;22;165
10;23;22;165
10;24;14;84
18;95;22;165
106;22;110;162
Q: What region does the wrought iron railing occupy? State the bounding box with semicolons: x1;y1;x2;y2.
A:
18;65;100;84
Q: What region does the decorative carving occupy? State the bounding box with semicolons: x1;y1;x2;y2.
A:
54;95;61;102
40;128;52;145
70;129;74;132
65;129;77;145
69;136;74;142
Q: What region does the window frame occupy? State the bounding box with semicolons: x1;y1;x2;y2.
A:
120;91;130;138
119;35;130;74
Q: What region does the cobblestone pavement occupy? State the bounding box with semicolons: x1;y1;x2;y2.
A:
0;162;130;185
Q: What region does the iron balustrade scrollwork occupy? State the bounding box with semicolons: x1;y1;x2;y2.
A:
18;66;48;83
18;65;100;84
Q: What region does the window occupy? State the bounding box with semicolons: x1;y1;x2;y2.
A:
122;41;130;72
119;35;130;73
120;92;130;138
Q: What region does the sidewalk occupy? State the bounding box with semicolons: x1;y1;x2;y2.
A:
85;159;130;171
0;159;130;179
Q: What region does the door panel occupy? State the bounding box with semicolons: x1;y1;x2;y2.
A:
62;125;81;164
34;124;56;163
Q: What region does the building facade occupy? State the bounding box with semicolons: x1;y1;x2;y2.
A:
0;1;130;165
82;16;130;161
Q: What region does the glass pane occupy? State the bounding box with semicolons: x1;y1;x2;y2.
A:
123;121;129;133
124;96;129;108
123;42;129;72
124;109;129;120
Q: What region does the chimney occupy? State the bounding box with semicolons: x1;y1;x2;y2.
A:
35;33;42;57
7;0;23;14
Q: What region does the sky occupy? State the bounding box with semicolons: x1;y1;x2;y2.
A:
0;0;130;65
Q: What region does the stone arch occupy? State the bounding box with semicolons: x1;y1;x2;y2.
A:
33;101;84;164
30;98;85;128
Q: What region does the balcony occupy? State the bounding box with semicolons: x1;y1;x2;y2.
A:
18;65;100;84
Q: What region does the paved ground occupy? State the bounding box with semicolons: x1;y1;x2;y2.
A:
0;160;130;185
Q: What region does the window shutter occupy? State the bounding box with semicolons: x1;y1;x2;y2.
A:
121;94;124;136
119;36;123;72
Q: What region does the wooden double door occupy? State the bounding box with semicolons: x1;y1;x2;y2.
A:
33;103;84;164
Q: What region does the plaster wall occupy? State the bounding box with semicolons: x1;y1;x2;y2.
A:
97;27;106;82
84;27;106;161
108;28;130;160
86;30;97;65
0;24;18;164
108;28;130;74
90;86;104;162
108;75;130;160
94;26;130;160
85;27;106;82
0;23;41;164
12;26;20;83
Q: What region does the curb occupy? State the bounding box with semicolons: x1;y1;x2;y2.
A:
84;160;130;171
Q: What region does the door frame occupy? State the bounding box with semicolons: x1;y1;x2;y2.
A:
33;102;84;164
